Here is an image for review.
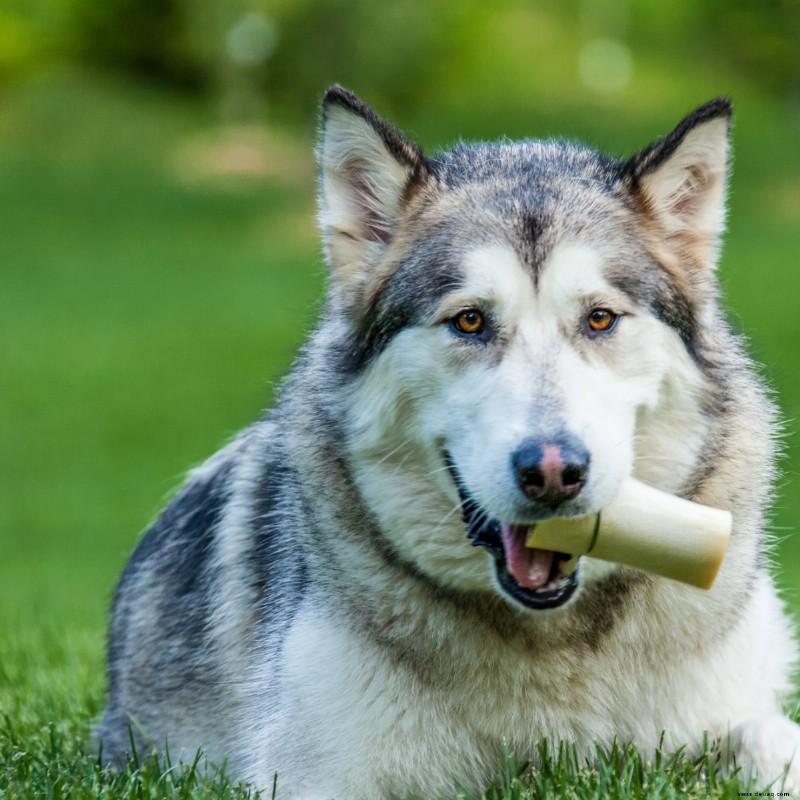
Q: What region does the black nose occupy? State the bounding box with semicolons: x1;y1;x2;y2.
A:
511;435;590;509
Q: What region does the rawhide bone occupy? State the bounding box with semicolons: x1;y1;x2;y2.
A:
525;478;732;589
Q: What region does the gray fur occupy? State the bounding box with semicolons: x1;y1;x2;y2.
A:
96;88;800;798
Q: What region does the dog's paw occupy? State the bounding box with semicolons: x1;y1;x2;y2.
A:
729;714;800;795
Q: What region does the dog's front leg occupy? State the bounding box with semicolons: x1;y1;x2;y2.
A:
728;714;800;795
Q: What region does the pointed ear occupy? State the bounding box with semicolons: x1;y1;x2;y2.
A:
317;86;428;291
622;98;732;270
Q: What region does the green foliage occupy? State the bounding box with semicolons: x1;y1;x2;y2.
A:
68;0;203;88
2;0;798;119
631;0;800;95
263;1;485;114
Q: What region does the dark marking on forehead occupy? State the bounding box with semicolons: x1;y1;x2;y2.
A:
525;213;545;248
515;212;549;286
429;139;623;284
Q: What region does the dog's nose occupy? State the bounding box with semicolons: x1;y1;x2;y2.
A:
511;435;590;509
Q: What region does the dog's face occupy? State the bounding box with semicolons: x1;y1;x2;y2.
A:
317;88;729;610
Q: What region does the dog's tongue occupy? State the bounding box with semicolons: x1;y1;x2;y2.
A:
500;523;553;589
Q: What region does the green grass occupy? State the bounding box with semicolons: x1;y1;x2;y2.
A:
0;730;772;800
454;742;765;800
1;67;799;798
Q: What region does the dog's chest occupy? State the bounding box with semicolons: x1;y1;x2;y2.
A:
274;602;629;750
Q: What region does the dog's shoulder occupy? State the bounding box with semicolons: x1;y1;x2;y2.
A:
107;421;285;639
121;435;246;583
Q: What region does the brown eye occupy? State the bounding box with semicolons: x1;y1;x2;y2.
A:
587;308;617;333
452;308;485;335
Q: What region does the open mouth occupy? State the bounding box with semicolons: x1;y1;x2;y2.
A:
444;452;579;610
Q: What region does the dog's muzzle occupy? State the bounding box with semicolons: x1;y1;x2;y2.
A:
444;451;580;610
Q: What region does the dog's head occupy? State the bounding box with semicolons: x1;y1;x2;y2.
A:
317;87;730;610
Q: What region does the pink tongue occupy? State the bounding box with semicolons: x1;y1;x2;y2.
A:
500;523;554;589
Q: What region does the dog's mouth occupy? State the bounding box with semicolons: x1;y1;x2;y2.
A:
444;452;579;610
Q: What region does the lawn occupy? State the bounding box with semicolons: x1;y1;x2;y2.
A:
1;69;798;798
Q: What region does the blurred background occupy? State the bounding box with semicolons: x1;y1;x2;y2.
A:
1;0;799;716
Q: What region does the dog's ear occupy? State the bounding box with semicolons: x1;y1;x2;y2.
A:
622;98;732;271
317;86;428;292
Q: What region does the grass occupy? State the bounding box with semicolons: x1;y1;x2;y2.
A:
456;742;762;800
0;730;784;800
1;67;799;798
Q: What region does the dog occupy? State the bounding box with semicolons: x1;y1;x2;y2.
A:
96;86;800;798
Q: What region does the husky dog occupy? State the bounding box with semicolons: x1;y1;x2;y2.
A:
97;87;800;798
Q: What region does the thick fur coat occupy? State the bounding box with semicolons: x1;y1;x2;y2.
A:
96;88;800;798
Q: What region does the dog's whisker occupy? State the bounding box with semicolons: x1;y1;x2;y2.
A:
426;464;455;478
389;448;415;474
432;503;462;531
373;439;414;468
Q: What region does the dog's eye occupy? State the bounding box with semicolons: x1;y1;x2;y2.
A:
587;308;617;334
452;308;485;335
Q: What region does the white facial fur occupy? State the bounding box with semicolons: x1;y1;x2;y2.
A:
345;241;710;597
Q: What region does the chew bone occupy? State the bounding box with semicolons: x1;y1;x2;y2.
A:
525;478;732;589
